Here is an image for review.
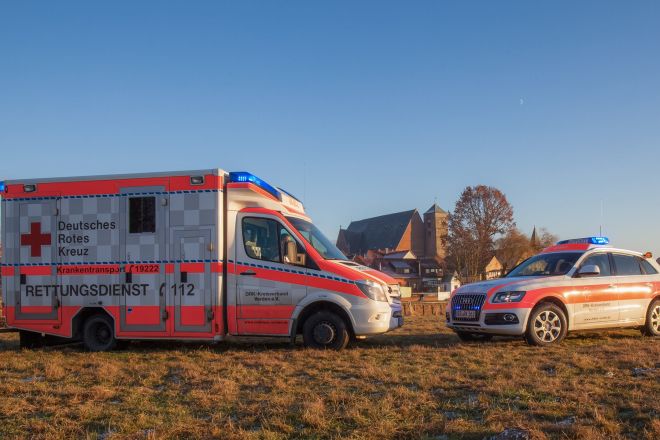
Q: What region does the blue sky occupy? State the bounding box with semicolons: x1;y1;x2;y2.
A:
1;1;659;253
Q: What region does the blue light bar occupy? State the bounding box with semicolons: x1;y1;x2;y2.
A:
228;172;281;199
557;237;610;246
0;181;4;192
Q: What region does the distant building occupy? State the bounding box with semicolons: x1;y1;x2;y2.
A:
336;205;448;293
337;204;447;262
485;256;504;280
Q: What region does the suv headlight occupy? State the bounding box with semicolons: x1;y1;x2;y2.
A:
491;291;526;303
356;280;388;302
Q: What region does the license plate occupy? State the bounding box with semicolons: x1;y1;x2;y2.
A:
455;310;477;319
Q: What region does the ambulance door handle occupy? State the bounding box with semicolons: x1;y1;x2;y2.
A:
180;272;188;283
240;270;256;276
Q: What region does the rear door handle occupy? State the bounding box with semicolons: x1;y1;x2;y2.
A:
240;270;256;276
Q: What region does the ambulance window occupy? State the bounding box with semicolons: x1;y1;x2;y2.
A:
640;259;658;275
242;217;281;263
579;253;611;276
612;254;643;276
129;197;156;233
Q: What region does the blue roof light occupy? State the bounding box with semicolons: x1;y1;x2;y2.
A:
557;237;610;246
0;181;5;193
228;172;281;199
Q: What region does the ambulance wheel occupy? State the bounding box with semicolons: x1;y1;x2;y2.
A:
641;299;660;336
525;303;567;346
82;315;117;352
455;331;493;342
19;331;44;349
302;311;350;350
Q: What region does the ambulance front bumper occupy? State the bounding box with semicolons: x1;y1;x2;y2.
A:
351;300;403;336
446;307;532;336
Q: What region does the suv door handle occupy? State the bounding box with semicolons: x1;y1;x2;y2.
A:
240;270;256;276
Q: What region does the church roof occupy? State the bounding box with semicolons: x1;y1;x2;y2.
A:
338;209;419;255
425;203;447;214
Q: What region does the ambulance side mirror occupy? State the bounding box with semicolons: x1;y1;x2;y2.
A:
577;264;600;277
286;240;306;266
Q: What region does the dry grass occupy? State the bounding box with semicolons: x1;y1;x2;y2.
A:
0;315;658;440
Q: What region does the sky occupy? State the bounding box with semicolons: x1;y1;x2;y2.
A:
1;1;660;253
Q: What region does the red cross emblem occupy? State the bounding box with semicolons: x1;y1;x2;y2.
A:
21;222;52;257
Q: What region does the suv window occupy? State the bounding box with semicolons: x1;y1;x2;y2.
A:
640;259;659;275
579;253;611;276
242;217;304;265
612;254;643;276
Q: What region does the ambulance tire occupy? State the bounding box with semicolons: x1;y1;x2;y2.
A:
641;298;660;337
525;303;568;346
82;315;117;352
19;331;44;349
455;331;493;342
302;311;350;350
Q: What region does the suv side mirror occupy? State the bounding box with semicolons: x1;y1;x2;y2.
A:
577;264;601;277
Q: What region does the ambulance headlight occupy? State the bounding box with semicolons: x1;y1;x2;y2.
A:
356;280;388;302
492;291;526;303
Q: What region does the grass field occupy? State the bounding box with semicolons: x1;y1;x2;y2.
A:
0;314;658;440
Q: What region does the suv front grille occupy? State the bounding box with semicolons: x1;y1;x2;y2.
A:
451;294;487;322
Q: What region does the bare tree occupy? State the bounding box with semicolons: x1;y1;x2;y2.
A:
535;228;558;251
446;185;515;281
496;228;533;274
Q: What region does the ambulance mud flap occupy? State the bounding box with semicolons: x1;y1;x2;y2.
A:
290;317;298;345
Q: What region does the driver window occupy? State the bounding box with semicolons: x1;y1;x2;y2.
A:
242;218;280;263
242;217;306;266
579;253;611;276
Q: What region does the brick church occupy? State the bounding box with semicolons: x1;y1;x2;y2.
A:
336;205;449;292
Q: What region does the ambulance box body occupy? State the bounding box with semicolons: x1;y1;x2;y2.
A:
0;169;402;350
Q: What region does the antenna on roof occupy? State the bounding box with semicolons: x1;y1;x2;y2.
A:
599;200;604;236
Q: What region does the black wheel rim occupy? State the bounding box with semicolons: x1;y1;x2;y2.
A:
313;321;336;345
93;323;112;345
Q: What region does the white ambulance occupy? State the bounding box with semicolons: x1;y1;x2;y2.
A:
446;237;660;345
0;170;403;350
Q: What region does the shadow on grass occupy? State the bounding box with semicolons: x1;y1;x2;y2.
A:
0;325;647;354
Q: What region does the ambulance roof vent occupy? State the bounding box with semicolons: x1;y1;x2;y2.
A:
557;237;610;246
228;172;281;199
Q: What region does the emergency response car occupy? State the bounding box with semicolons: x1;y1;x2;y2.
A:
446;237;660;345
0;170;403;351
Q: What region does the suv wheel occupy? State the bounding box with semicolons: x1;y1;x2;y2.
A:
525;303;568;346
302;311;350;350
82;315;117;352
641;299;660;336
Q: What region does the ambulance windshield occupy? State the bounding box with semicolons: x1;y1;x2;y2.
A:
506;252;582;277
286;217;348;261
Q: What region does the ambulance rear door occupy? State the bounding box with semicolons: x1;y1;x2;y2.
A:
14;197;61;322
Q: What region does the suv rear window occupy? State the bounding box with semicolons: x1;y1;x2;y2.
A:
612;254;643;276
641;259;659;275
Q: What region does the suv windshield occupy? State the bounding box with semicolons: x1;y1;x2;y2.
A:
286;217;348;261
506;252;582;277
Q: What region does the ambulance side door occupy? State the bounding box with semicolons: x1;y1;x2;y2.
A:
119;188;168;335
234;213;307;335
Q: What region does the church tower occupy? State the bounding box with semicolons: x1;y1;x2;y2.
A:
423;204;448;261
